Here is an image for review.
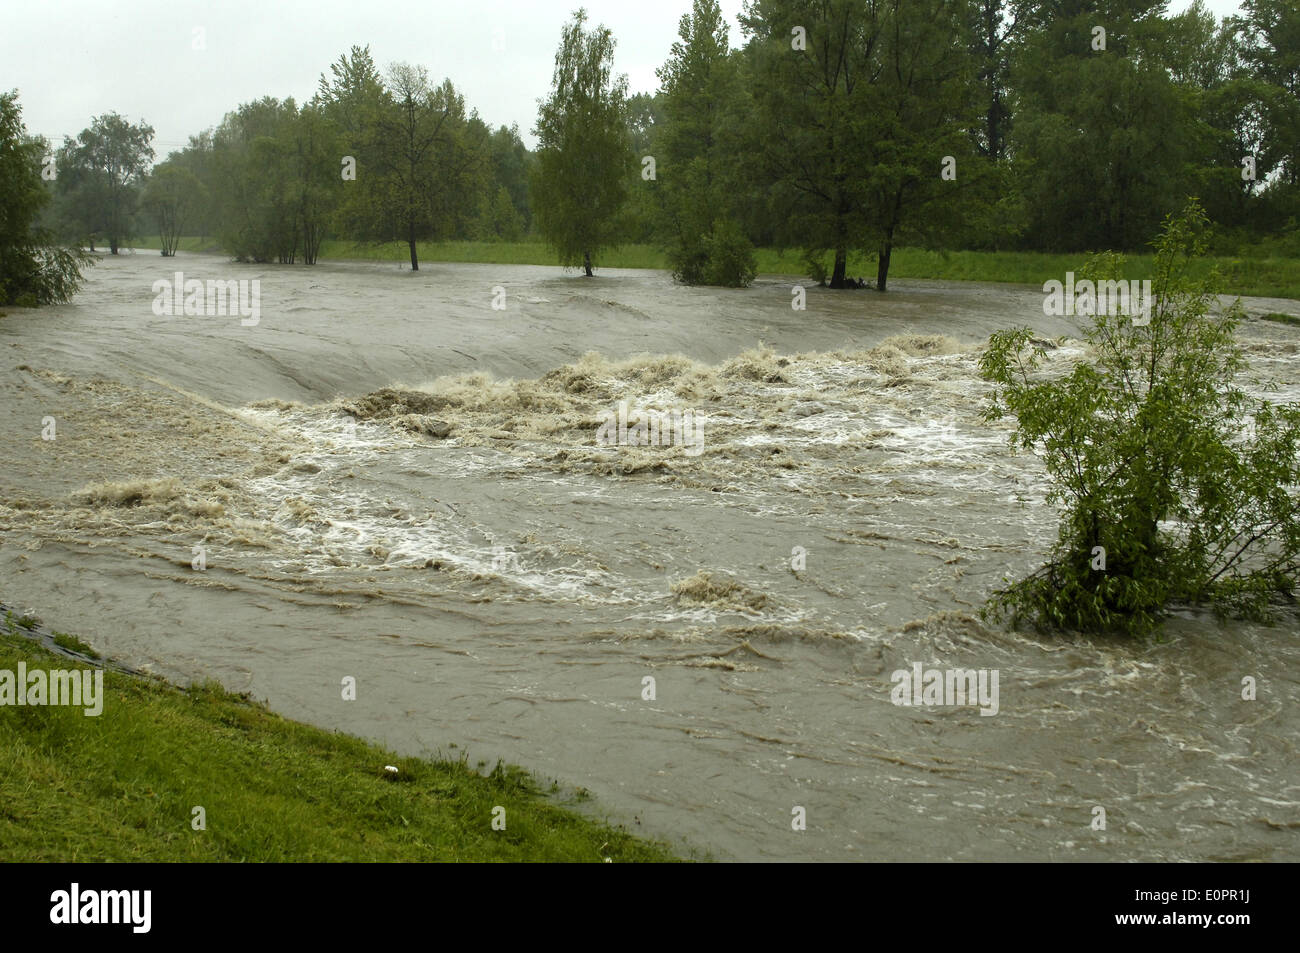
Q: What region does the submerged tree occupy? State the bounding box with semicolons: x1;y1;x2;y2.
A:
532;8;633;277
980;202;1300;637
210;97;300;263
0;90;95;306
206;97;343;264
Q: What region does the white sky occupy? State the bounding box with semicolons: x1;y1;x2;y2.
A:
2;0;1244;157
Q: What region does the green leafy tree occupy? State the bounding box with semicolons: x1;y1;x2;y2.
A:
1009;0;1187;251
740;0;883;288
532;8;633;277
1163;2;1270;234
290;103;343;264
862;0;981;290
0;90;95;305
353;65;488;270
165;131;217;242
1234;0;1300;239
484;124;534;236
316;45;385;143
620;91;662;245
966;0;1027;162
1235;0;1300;187
656;0;756;286
142;164;204;256
206;98;342;264
316;44;386;247
478;185;525;241
54;112;154;254
979;202;1300;636
210;97;301;262
742;0;977;290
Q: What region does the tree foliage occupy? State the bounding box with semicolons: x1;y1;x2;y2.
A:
741;0;977;290
142;164;203;256
0;90;95;306
355;66;488;270
532;8;633;277
53;112;154;254
980;202;1300;636
656;0;756;287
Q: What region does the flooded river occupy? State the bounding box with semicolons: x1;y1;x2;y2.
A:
2;251;1298;860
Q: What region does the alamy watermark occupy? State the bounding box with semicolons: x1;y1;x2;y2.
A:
50;883;150;932
595;400;704;456
151;271;260;326
1043;272;1152;326
1;662;103;716
890;663;999;716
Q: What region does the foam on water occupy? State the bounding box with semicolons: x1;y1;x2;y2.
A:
5;255;1298;862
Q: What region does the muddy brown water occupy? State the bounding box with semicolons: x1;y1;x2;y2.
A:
2;251;1298;861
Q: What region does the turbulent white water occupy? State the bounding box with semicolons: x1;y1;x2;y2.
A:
2;250;1298;860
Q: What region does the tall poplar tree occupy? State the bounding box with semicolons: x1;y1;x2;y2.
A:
532;8;633;277
656;0;756;286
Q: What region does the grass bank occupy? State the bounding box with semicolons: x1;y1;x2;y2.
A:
120;237;1300;300
0;610;682;862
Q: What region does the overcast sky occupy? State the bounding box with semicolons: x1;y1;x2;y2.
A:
2;0;1245;158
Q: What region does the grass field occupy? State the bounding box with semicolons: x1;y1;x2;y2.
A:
0;614;682;862
121;236;1300;300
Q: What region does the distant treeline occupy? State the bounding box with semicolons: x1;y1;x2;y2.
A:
31;0;1300;290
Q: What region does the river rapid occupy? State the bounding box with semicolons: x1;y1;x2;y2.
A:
2;250;1298;861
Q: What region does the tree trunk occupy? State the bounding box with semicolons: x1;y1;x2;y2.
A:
109;236;119;255
877;189;904;292
829;247;848;288
876;237;893;292
408;233;419;272
583;250;593;277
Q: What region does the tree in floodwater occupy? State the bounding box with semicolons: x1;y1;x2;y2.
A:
355;65;488;270
655;0;756;287
206;97;342;264
161;130;217;243
290;103;343;265
54;112;154;254
861;0;980;291
142;164;204;256
740;0;879;288
210;97;301;263
532;8;633;277
0;90;95;305
741;0;975;290
980;202;1300;637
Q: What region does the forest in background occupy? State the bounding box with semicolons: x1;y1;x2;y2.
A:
23;0;1300;290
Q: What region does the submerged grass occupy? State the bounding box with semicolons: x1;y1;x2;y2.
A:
0;621;682;862
50;630;100;659
121;237;1300;300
